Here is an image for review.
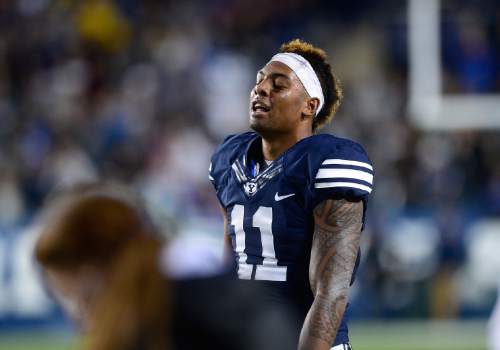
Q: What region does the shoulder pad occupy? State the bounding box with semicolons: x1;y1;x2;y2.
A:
209;132;256;191
285;134;373;207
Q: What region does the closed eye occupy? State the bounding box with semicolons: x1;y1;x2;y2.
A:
273;78;288;90
254;71;290;90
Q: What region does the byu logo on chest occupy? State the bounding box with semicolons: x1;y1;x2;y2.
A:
243;181;258;196
232;159;284;197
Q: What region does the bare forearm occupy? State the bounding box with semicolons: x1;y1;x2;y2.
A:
298;199;362;350
299;293;348;350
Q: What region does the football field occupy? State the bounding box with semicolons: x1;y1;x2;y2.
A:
0;320;487;350
350;320;487;350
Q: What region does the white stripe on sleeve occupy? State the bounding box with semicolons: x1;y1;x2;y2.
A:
321;159;373;171
315;168;373;184
315;181;372;193
208;162;214;181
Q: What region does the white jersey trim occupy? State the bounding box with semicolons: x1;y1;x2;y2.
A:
316;168;373;184
330;345;350;350
321;159;373;171
315;181;372;193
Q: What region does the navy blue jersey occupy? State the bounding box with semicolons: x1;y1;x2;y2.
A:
209;132;373;346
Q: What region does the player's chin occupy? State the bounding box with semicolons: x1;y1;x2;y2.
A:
249;114;270;133
250;109;270;120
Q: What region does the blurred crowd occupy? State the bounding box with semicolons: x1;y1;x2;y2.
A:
0;0;500;321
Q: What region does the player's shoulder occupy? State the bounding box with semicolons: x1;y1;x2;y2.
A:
212;132;256;161
290;133;371;166
310;134;373;197
209;132;257;190
293;134;373;204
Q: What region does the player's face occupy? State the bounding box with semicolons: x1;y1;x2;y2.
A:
250;61;310;135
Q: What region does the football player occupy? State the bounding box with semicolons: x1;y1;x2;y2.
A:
209;39;374;350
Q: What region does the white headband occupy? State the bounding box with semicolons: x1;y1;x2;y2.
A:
269;52;324;116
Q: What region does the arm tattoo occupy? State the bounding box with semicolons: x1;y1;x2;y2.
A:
298;199;363;350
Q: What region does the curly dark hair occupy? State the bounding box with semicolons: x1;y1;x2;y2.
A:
279;39;343;132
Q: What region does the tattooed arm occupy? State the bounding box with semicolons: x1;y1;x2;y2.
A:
298;199;363;350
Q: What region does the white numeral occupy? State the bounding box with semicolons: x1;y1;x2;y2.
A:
230;205;287;281
230;204;251;279
253;206;276;267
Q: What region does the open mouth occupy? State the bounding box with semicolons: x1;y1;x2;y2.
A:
252;101;271;113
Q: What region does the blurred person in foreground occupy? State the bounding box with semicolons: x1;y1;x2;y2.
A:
35;183;294;350
489;287;500;350
210;39;373;350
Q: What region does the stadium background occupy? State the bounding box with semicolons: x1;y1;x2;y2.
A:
0;0;498;349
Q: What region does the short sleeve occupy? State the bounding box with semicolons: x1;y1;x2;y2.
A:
209;133;250;205
209;150;225;202
208;134;236;193
208;161;217;190
310;141;373;207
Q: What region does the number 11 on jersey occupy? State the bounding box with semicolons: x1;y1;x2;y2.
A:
230;205;287;281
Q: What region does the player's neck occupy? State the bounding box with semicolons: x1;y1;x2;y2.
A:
261;129;312;161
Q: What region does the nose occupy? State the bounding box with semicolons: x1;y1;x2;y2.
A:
253;78;270;97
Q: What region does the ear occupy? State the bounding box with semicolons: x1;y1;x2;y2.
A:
301;97;320;120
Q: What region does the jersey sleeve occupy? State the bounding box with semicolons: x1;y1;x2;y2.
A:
209;142;228;195
208;161;217;190
310;140;373;208
209;134;242;204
